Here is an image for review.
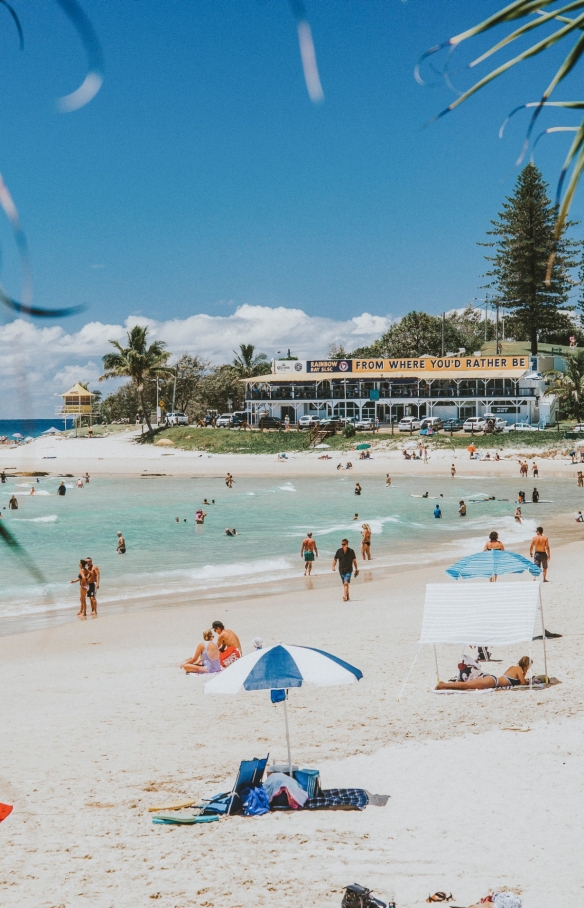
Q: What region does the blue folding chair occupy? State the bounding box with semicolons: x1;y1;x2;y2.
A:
201;755;269;817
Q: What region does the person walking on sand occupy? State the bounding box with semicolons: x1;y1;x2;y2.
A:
332;538;359;602
532;461;539;478
116;531;126;554
578;471;583;488
361;523;372;560
85;556;100;616
467;443;476;459
70;559;90;617
459;500;466;517
530;526;551;582
301;532;318;575
451;464;456;478
181;629;222;675
212;621;242;666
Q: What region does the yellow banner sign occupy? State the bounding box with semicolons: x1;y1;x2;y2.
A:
353;356;528;373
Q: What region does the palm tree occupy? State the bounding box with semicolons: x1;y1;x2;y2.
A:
231;344;271;378
100;325;172;434
544;351;584;422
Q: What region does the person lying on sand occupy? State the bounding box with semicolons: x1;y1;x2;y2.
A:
181;629;222;675
436;656;532;691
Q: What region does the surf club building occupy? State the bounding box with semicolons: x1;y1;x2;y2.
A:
243;353;560;427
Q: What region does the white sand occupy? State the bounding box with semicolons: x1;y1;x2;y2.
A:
1;527;582;907
1;427;581;480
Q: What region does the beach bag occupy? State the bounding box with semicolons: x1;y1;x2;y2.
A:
342;884;386;908
241;786;270;817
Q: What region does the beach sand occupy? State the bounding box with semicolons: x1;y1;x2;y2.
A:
1;524;582;907
2;426;582;480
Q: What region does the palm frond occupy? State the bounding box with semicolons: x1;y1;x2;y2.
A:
421;1;584;244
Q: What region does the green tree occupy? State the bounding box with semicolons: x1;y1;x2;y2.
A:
158;354;208;416
199;365;244;414
100;325;172;434
481;163;579;355
328;341;350;359
544;351;584;422
352;311;461;359
231;344;271;378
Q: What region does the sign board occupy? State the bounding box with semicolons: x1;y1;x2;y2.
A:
307;360;352;373
369;389;380;400
353;356;528;374
273;360;304;374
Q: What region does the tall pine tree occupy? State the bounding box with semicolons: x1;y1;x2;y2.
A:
481;163;579;355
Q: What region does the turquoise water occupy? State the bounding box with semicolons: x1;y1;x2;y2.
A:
0;473;578;627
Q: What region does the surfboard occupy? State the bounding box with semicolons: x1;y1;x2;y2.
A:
152;813;218;825
148;799;197;812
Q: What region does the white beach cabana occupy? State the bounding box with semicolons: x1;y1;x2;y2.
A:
400;582;546;697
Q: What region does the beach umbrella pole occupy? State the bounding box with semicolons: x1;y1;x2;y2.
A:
433;645;440;684
283;693;293;776
539;586;548;678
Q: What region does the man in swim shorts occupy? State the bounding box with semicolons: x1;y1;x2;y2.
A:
85;556;100;616
212;621;242;667
332;538;359;602
530;526;550;582
300;532;318;576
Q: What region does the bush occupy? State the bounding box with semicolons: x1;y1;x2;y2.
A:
343;423;356;438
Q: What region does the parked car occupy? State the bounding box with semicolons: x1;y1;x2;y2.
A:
355;418;375;431
398;417;422;432
230;411;247;427
419;417;444;431
165;411;189;427
507;421;540;431
442;418;465;433
257;415;282;429
482;416;508;433
463;417;488;433
217;413;239;428
297;415;320;428
318;417;341;428
570;424;584;433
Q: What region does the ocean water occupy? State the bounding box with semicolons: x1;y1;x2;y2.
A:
0;418;69;440
0;473;577;629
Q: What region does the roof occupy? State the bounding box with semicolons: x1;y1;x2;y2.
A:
242;369;528;383
59;383;96;397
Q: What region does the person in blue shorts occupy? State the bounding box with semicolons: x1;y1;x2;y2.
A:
332;538;359;602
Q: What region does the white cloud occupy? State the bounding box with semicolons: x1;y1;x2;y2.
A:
0;305;392;416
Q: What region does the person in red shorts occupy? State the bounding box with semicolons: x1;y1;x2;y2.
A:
212;621;242;666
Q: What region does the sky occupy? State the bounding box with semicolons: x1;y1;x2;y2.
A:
1;0;584;415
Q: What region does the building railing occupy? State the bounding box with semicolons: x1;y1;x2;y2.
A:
246;387;536;402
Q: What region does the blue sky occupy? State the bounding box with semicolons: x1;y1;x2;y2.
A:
1;1;584;413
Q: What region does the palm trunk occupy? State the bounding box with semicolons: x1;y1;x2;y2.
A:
139;387;153;434
530;326;538;356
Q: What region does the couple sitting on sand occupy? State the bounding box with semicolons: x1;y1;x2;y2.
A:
180;621;242;675
436;656;532;691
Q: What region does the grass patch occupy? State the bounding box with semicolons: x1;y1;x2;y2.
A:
141;426;381;454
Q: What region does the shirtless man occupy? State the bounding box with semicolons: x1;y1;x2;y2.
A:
225;473;234;488
85;556;100;615
116;531;126;554
300;532;318;576
530;526;550;582
212;621;242;667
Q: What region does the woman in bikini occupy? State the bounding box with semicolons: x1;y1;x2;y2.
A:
436;656;532;691
361;523;372;560
70;559;90;617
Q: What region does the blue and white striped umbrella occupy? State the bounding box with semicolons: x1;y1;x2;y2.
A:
205;645;363;773
204;644;363;694
446;550;541;580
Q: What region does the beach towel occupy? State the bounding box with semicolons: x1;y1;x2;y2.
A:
305;788;368;811
263;772;308;808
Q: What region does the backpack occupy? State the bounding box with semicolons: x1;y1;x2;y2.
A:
342;884;386;908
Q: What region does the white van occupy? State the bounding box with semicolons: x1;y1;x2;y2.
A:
419;417;444;431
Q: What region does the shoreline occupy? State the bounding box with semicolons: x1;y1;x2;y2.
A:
1;539;582;906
